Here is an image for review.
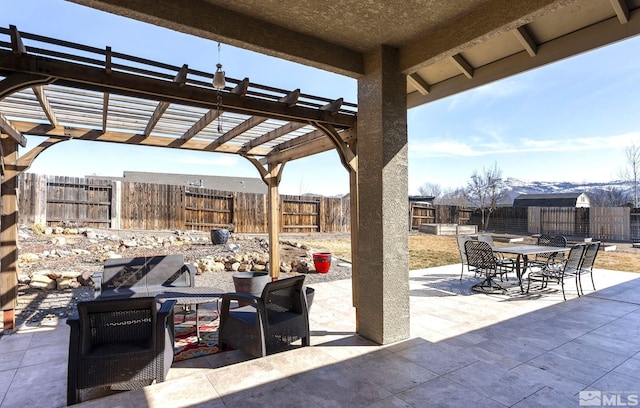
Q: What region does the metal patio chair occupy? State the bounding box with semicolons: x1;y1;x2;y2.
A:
465;240;506;294
457;235;473;280
577;241;600;295
527;244;585;300
477;234;515;281
529;234;568;271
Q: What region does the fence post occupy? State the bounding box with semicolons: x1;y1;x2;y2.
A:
111;180;121;230
33;174;47;226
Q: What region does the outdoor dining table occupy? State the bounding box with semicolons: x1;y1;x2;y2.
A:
492;244;571;292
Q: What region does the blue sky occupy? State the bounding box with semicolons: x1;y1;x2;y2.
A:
3;0;640;196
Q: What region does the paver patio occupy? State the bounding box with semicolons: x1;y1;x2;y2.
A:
1;264;639;407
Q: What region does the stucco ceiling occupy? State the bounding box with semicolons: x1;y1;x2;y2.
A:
69;0;640;109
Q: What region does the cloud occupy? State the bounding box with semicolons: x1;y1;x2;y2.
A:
410;131;640;158
446;79;530;111
520;131;640;152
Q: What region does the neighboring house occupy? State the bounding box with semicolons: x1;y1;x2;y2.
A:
91;171;268;194
513;193;590;208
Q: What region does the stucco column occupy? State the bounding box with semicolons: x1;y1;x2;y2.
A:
356;45;409;344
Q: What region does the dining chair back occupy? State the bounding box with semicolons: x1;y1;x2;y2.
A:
527;244;585;300
577;241;600;295
457;235;473;280
465;240;506;294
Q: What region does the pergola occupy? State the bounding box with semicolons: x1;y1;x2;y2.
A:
2;0;640;343
0;25;357;332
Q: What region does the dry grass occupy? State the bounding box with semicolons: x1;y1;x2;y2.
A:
298;233;639;273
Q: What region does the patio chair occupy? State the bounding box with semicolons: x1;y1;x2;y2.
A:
529;234;568;271
218;275;310;358
577;241;600;295
464;240;506;294
457;235;473;280
477;234;515;281
527;244;585;300
66;297;176;405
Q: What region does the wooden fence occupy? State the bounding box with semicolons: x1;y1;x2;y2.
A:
17;174;349;233
13;174;640;241
479;206;634;242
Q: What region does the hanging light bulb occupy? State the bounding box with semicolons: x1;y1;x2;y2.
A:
213;63;225;90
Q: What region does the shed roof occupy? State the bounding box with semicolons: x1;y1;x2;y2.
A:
513;192;587;207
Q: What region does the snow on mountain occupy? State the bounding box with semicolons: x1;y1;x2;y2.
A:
500;178;634;204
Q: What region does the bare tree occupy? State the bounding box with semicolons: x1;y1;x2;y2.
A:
465;162;506;231
417;182;442;198
589;187;631;207
621;142;640;208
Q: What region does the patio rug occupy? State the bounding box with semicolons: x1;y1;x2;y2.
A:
173;312;227;362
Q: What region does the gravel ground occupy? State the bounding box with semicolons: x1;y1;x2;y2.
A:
13;227;352;328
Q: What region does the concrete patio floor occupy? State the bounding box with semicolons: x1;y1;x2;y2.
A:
1;264;639;407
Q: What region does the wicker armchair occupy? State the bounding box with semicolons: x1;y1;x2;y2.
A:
219;275;310;358
66;297;176;405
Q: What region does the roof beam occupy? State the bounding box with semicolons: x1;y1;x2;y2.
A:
513;26;538;57
610;0;630;24
12;120;273;156
243;122;308;151
263;129;354;164
278;89;300;107
67;0;364;77
399;0;566;73
143;64;189;137
270;129;326;152
180;109;220;140
102;92;110;131
9;25;26;55
0;51;356;128
450;54;474;79
0;113;27;146
31;85;58;126
230;78;250;96
205;116;268;151
408;9;640;108
407;73;430;95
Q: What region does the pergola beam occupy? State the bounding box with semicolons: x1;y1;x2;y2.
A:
32;85;58;127
143;64;189;137
243;122;307;151
0;50;355;128
0;113;26;146
206;116;268;151
10;120;272;155
180;109;220;140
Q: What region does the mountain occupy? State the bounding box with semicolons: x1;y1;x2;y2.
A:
500;178;634;205
439;178;636;206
